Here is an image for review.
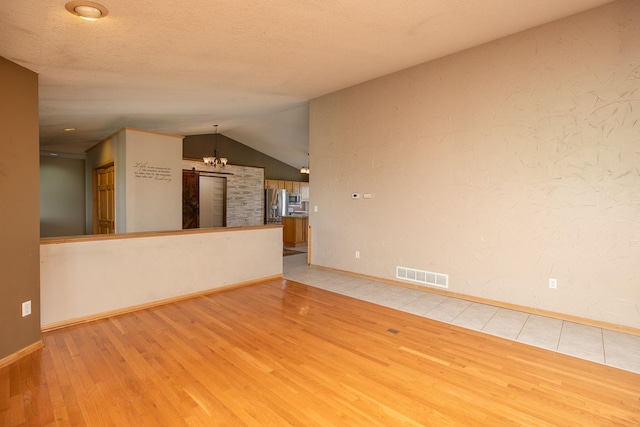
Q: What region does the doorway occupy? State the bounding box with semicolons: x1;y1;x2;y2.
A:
182;170;226;229
199;175;226;228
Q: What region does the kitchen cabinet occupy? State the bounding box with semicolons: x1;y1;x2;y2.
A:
264;179;307;196
301;184;309;201
291;181;301;195
265;179;279;189
282;216;308;247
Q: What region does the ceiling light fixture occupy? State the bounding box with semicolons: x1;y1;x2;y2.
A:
65;1;109;20
203;125;228;167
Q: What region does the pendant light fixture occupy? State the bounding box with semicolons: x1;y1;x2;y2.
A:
300;153;309;174
203;125;228;167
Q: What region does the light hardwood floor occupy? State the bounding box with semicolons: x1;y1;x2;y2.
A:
2;279;639;426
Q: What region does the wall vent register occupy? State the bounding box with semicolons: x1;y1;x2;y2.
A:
396;266;448;289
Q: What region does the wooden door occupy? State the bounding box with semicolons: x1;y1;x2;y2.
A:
182;170;199;229
95;164;115;234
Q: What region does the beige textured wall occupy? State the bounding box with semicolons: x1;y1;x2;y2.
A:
0;57;40;359
309;1;640;328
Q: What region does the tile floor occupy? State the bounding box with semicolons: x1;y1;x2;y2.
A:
283;252;640;374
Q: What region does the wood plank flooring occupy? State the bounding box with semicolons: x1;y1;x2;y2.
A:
2;279;639;426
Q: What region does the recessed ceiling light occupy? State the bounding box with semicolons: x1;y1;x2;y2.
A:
65;1;109;20
63;127;77;132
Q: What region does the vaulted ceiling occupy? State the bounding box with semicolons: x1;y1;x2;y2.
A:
0;0;615;168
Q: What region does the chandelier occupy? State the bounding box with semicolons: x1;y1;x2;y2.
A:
203;124;228;167
300;153;310;174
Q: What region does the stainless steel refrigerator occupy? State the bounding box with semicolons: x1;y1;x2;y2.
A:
265;188;288;224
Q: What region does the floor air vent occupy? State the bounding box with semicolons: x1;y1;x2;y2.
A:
396;266;448;289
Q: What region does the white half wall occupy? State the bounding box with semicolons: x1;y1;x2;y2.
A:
40;226;283;327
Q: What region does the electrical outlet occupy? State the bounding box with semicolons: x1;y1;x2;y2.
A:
22;300;32;317
549;278;557;289
355;251;360;259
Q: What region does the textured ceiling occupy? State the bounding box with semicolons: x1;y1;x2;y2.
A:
0;0;615;168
